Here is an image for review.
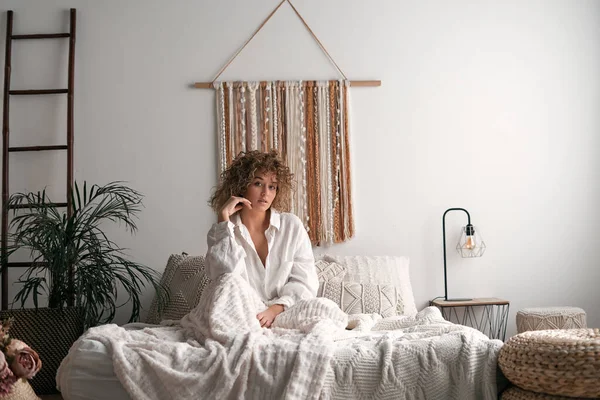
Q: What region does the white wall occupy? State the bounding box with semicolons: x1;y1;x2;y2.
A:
1;0;598;337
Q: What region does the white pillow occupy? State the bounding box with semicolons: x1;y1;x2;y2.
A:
314;259;347;297
317;255;417;316
320;280;398;318
314;259;347;282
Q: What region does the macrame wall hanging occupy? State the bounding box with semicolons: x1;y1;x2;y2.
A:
194;0;380;246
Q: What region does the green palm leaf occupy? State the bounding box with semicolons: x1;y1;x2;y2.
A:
4;181;169;329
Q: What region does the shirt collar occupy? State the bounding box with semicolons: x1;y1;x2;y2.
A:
269;208;281;230
231;208;281;231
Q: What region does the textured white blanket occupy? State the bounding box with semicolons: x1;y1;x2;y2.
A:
73;274;503;400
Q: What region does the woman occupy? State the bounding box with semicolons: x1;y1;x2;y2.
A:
206;150;319;328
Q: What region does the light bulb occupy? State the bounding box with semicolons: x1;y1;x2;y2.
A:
464;224;476;250
465;235;475;250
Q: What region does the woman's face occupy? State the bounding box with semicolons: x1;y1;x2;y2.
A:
243;170;278;211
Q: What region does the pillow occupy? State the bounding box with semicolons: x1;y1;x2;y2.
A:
314;259;347;297
145;253;211;324
315;259;347;282
317;255;417;316
320;280;398;318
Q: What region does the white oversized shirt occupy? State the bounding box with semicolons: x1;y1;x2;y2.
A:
205;209;318;309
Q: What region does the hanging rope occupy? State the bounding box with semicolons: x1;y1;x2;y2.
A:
211;0;347;85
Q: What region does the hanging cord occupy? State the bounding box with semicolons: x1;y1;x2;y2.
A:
211;0;347;85
285;0;347;80
211;0;286;84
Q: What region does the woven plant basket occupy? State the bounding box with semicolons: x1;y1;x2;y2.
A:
0;307;83;395
501;385;590;400
2;379;40;400
498;329;600;398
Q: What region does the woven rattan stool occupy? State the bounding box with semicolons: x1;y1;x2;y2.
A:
3;379;40;400
501;385;590;399
516;307;586;333
499;329;600;398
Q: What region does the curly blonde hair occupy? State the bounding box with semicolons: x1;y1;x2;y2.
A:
209;150;294;213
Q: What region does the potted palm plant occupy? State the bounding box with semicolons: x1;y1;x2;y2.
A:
1;181;168;394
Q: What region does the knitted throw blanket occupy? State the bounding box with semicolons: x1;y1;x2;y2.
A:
74;274;502;400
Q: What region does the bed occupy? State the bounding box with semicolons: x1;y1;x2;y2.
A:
56;254;506;400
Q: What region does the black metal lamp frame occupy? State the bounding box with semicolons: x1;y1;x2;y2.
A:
443;207;475;302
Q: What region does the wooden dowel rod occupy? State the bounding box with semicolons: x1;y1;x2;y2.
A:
193;80;381;89
349;80;381;87
9;145;68;152
5;261;48;268
9;89;68;95
12;33;70;40
7;202;68;210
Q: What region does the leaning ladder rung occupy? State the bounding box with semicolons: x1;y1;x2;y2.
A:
9;145;68;152
5;261;48;268
11;33;70;40
7;202;68;210
9;89;68;95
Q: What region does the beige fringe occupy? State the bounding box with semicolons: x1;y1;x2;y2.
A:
328;81;341;243
305;83;318;244
343;85;354;238
224;85;232;165
260;84;268;151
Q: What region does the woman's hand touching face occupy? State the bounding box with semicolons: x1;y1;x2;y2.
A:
218;196;252;222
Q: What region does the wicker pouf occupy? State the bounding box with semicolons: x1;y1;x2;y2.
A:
501;385;589;400
517;307;587;333
499;329;600;398
3;379;40;400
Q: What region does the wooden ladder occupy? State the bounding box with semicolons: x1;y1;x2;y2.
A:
1;9;76;310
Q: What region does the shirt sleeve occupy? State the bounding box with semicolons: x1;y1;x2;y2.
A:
268;223;318;309
205;220;246;280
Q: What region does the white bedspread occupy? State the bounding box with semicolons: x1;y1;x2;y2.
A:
58;274;503;400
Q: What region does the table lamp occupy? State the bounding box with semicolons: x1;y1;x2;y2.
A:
442;207;486;301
